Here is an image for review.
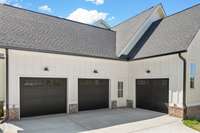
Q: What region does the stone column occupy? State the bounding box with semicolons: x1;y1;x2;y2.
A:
111;100;117;109
9;107;20;121
126;100;133;108
69;104;78;114
168;106;184;118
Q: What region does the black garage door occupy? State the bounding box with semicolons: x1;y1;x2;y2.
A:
78;79;109;111
136;79;169;113
20;78;67;117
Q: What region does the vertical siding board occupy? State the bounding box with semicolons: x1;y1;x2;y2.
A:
186;30;200;106
129;54;183;108
8;49;129;110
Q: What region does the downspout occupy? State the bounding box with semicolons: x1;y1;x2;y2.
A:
178;52;187;119
1;49;9;124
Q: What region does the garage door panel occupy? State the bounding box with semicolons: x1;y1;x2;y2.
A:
78;79;109;111
20;78;67;117
136;79;169;113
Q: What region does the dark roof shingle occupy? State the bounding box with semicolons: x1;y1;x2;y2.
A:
0;4;117;59
130;4;200;60
112;6;156;55
1;3;200;61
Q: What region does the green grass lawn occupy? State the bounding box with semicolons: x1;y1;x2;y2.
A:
183;119;200;131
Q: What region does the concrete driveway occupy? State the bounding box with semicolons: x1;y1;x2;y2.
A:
2;108;198;133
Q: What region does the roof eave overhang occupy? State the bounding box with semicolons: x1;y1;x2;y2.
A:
129;50;187;61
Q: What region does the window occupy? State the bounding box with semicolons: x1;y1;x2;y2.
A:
136;80;149;85
190;63;197;89
118;81;123;98
190;77;195;88
24;80;43;87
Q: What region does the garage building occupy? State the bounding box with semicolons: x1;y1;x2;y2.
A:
0;3;200;120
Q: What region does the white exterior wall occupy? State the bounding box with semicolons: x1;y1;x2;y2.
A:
186;30;200;107
7;43;193;115
0;48;6;102
8;49;129;113
128;54;184;108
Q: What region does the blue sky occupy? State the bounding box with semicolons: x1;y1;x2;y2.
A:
1;0;200;26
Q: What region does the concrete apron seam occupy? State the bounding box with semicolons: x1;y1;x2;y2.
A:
127;120;179;133
67;116;91;130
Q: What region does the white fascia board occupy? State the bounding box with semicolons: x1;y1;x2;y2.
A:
117;5;166;57
159;4;167;17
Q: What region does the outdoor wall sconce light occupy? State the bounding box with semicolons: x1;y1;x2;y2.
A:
44;67;49;71
93;69;98;73
146;70;151;74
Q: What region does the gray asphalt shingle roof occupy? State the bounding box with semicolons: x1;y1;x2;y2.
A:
129;4;200;60
0;4;117;59
112;6;157;55
1;3;200;61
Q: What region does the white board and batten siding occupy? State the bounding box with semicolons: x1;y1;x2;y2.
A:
6;29;200;114
128;54;184;108
8;49;129;112
7;49;188;112
0;48;6;102
186;30;200;107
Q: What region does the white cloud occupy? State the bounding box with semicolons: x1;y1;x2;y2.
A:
67;8;108;24
0;0;8;4
0;0;23;8
12;3;22;7
38;5;52;13
108;16;115;21
85;0;104;5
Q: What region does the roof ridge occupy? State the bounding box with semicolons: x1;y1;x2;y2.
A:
0;3;115;32
164;2;200;19
112;4;160;28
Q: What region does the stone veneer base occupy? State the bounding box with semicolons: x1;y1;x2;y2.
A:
168;106;184;118
9;107;20;121
10;104;200;120
186;105;200;119
69;104;78;114
169;105;200;119
111;100;117;109
126;100;133;108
